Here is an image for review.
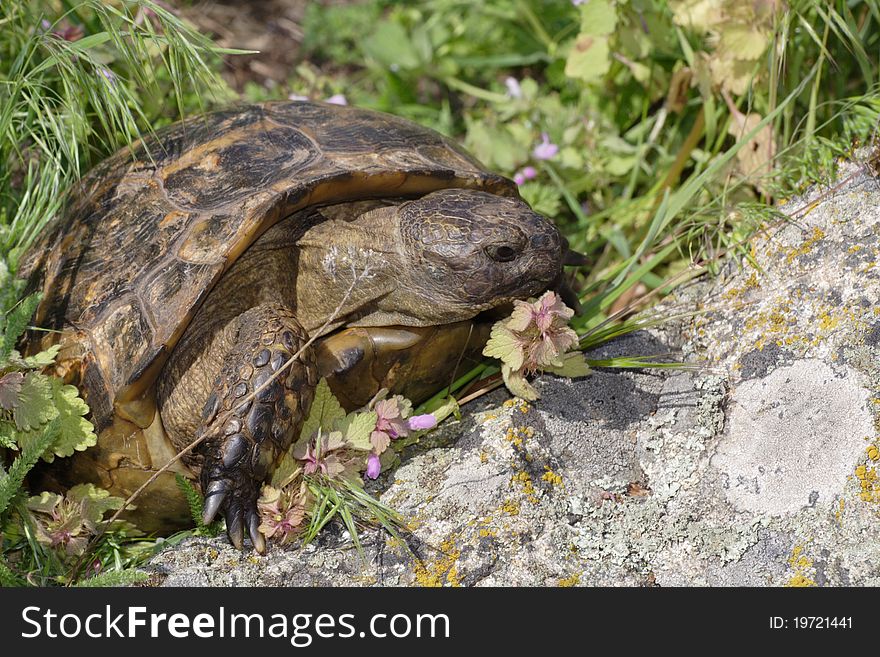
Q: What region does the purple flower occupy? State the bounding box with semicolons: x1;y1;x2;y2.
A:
533;133;558;160
407;414;437;431
365;453;381;480
513;166;538;186
288;93;309;101
572;0;588;5
504;77;522;99
98;67;116;85
295;432;346;477
325;94;348;106
258;486;305;545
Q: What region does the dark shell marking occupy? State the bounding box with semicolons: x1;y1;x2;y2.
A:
21;102;515;430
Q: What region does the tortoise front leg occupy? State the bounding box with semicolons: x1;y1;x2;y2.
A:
197;304;317;552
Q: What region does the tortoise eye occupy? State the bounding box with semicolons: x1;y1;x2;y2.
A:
486;244;518;262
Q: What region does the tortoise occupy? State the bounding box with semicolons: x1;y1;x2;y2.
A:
19;101;573;552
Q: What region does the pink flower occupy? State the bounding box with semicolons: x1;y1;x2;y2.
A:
514;166;538;185
407;414;437;431
258;486;305;545
365;453;381;480
325;94;348;106
288;93;309;101
369;396;436;454
533;133;558;160
504;77;522;99
295;432;346;477
98;68;116;85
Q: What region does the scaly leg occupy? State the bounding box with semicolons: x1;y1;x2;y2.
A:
197;304;317;552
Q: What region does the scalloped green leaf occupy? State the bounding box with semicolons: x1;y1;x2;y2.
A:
483;323;525;371
13;372;54;431
339;410;378;451
12;376;96;461
298;378;345;446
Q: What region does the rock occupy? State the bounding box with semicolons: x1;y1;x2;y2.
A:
146;160;880;586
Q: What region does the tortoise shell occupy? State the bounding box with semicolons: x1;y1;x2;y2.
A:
21;101;515;431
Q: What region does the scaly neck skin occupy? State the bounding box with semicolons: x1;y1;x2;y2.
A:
292;205;408;335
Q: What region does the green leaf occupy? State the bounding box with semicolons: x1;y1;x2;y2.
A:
0;558;22;587
12;372;54;431
0;418;59;517
0;430;15;450
578;0;618;36
483;323;525;371
564;34;611;82
270;453;302;489
68;483;124;527
46;378;97;460
1;293;40;364
544;352;593;379
298;378;345;446
501;365;539;401
75;569;149;587
22;344;61;368
175;473;204;527
362;20;422;70
12;376;97;461
338;411;378;451
722;26;770;60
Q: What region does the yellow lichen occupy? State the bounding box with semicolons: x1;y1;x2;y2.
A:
784;226;825;264
557;573;581;587
541;467;564;487
501;499;520;516
414;536;462;587
785;545;817;587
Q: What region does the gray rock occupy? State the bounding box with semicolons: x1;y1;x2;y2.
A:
146;160;880;586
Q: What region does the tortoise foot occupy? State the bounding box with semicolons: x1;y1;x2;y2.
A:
196;304;317;552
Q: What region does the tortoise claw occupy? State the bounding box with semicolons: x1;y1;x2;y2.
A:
202;480;228;525
226;502;245;550
247;510;266;554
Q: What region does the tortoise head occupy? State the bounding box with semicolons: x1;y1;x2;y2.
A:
396;189;565;318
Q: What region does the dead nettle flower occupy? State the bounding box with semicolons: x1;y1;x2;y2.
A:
257;485;306;545
365;452;381;480
369;395;436;454
25;484;126;558
365;393;437;480
41;19;84;41
483;290;590;400
513;166;538;186
98;67;117;86
532;133;559;161
325;94;348;106
504;76;523;99
293;430;347;477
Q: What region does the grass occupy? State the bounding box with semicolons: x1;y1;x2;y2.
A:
0;0;236;586
2;0;879;582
